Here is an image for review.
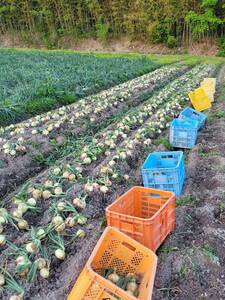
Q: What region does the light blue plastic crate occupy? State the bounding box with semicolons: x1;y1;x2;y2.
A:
141;151;185;196
179;107;206;129
170;118;198;149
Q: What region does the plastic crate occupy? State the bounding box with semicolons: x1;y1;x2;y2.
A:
201;78;216;91
67;227;157;300
179;107;206;129
106;187;175;252
200;84;215;102
188;87;212;111
141;151;185;196
170;118;198;149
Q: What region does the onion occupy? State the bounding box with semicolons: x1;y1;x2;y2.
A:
9;295;23;300
126;290;134;296
53;167;61;175
27;198;37;207
124;174;130;181
126;281;138;293
62;171;70;179
54;187;63;195
36;228;46;239
55;223;65;232
16;256;26;265
100;186;109;194
57;202;65;211
17;203;28;214
52;215;63;226
17;219;29;230
42;190;52;200
65;216;75;228
12;209;23;219
0;224;3;234
35;258;47;270
77;216;87;225
84;183;93;193
55;249;65;260
0;216;5;224
108;272;120;283
32;189;42;200
25;242;37;253
40;268;50;279
73;198;85;209
0;273;5;286
44;180;53;188
68;174;75;181
76;229;86;238
0;234;6;246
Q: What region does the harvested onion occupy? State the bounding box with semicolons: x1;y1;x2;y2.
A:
55;248;65;260
0;234;6;246
0;273;5;286
40;268;50;279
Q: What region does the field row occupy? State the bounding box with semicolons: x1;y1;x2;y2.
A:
0;50;160;124
0;65;184;198
0;64;215;300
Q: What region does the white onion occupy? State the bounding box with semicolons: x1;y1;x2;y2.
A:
0;234;6;246
55;248;65;260
40;268;50;279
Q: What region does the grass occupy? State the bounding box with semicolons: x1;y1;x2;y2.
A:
176;195;196;207
0;49;160;125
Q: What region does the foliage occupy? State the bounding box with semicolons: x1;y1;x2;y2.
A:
0;49;159;123
167;36;178;48
0;1;223;47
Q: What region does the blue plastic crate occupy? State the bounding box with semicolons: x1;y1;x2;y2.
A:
179;107;206;129
141;151;185;196
170;118;198;149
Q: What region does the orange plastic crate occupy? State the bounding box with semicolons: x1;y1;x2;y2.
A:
67;227;157;300
106;187;175;252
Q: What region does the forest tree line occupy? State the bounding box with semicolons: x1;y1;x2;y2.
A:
0;0;224;48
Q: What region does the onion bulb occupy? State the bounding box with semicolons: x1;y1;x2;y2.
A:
68;174;75;181
77;216;87;225
73;198;85;209
25;242;37;253
0;273;5;286
100;186;109;194
65;216;75;228
57;202;65;211
27;198;37;207
12;209;23;219
16;256;26;265
0;234;6;246
17;203;28;214
76;229;86;238
9;295;23;300
17;219;29;230
36;228;46;239
108;272;120;283
42;190;52;200
44;180;53;188
35;258;47;270
55;223;65;233
55;248;65;260
32;189;42;200
62;171;70;179
52;215;63;226
53;167;61;175
40;267;50;279
54;187;63;195
0;224;3;234
126;280;138;293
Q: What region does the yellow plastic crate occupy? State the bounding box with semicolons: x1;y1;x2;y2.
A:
188;87;212;111
201;78;216;92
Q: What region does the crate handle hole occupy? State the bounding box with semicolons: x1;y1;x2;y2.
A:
148;193;160;198
161;155;173;159
122;242;136;252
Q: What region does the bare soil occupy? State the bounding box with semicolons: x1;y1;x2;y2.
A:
153;65;225;300
0;34;219;56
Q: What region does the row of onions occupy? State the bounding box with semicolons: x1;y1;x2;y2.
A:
0;64;215;299
0;66;183;157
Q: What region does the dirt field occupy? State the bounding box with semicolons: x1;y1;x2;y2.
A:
153;66;225;300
